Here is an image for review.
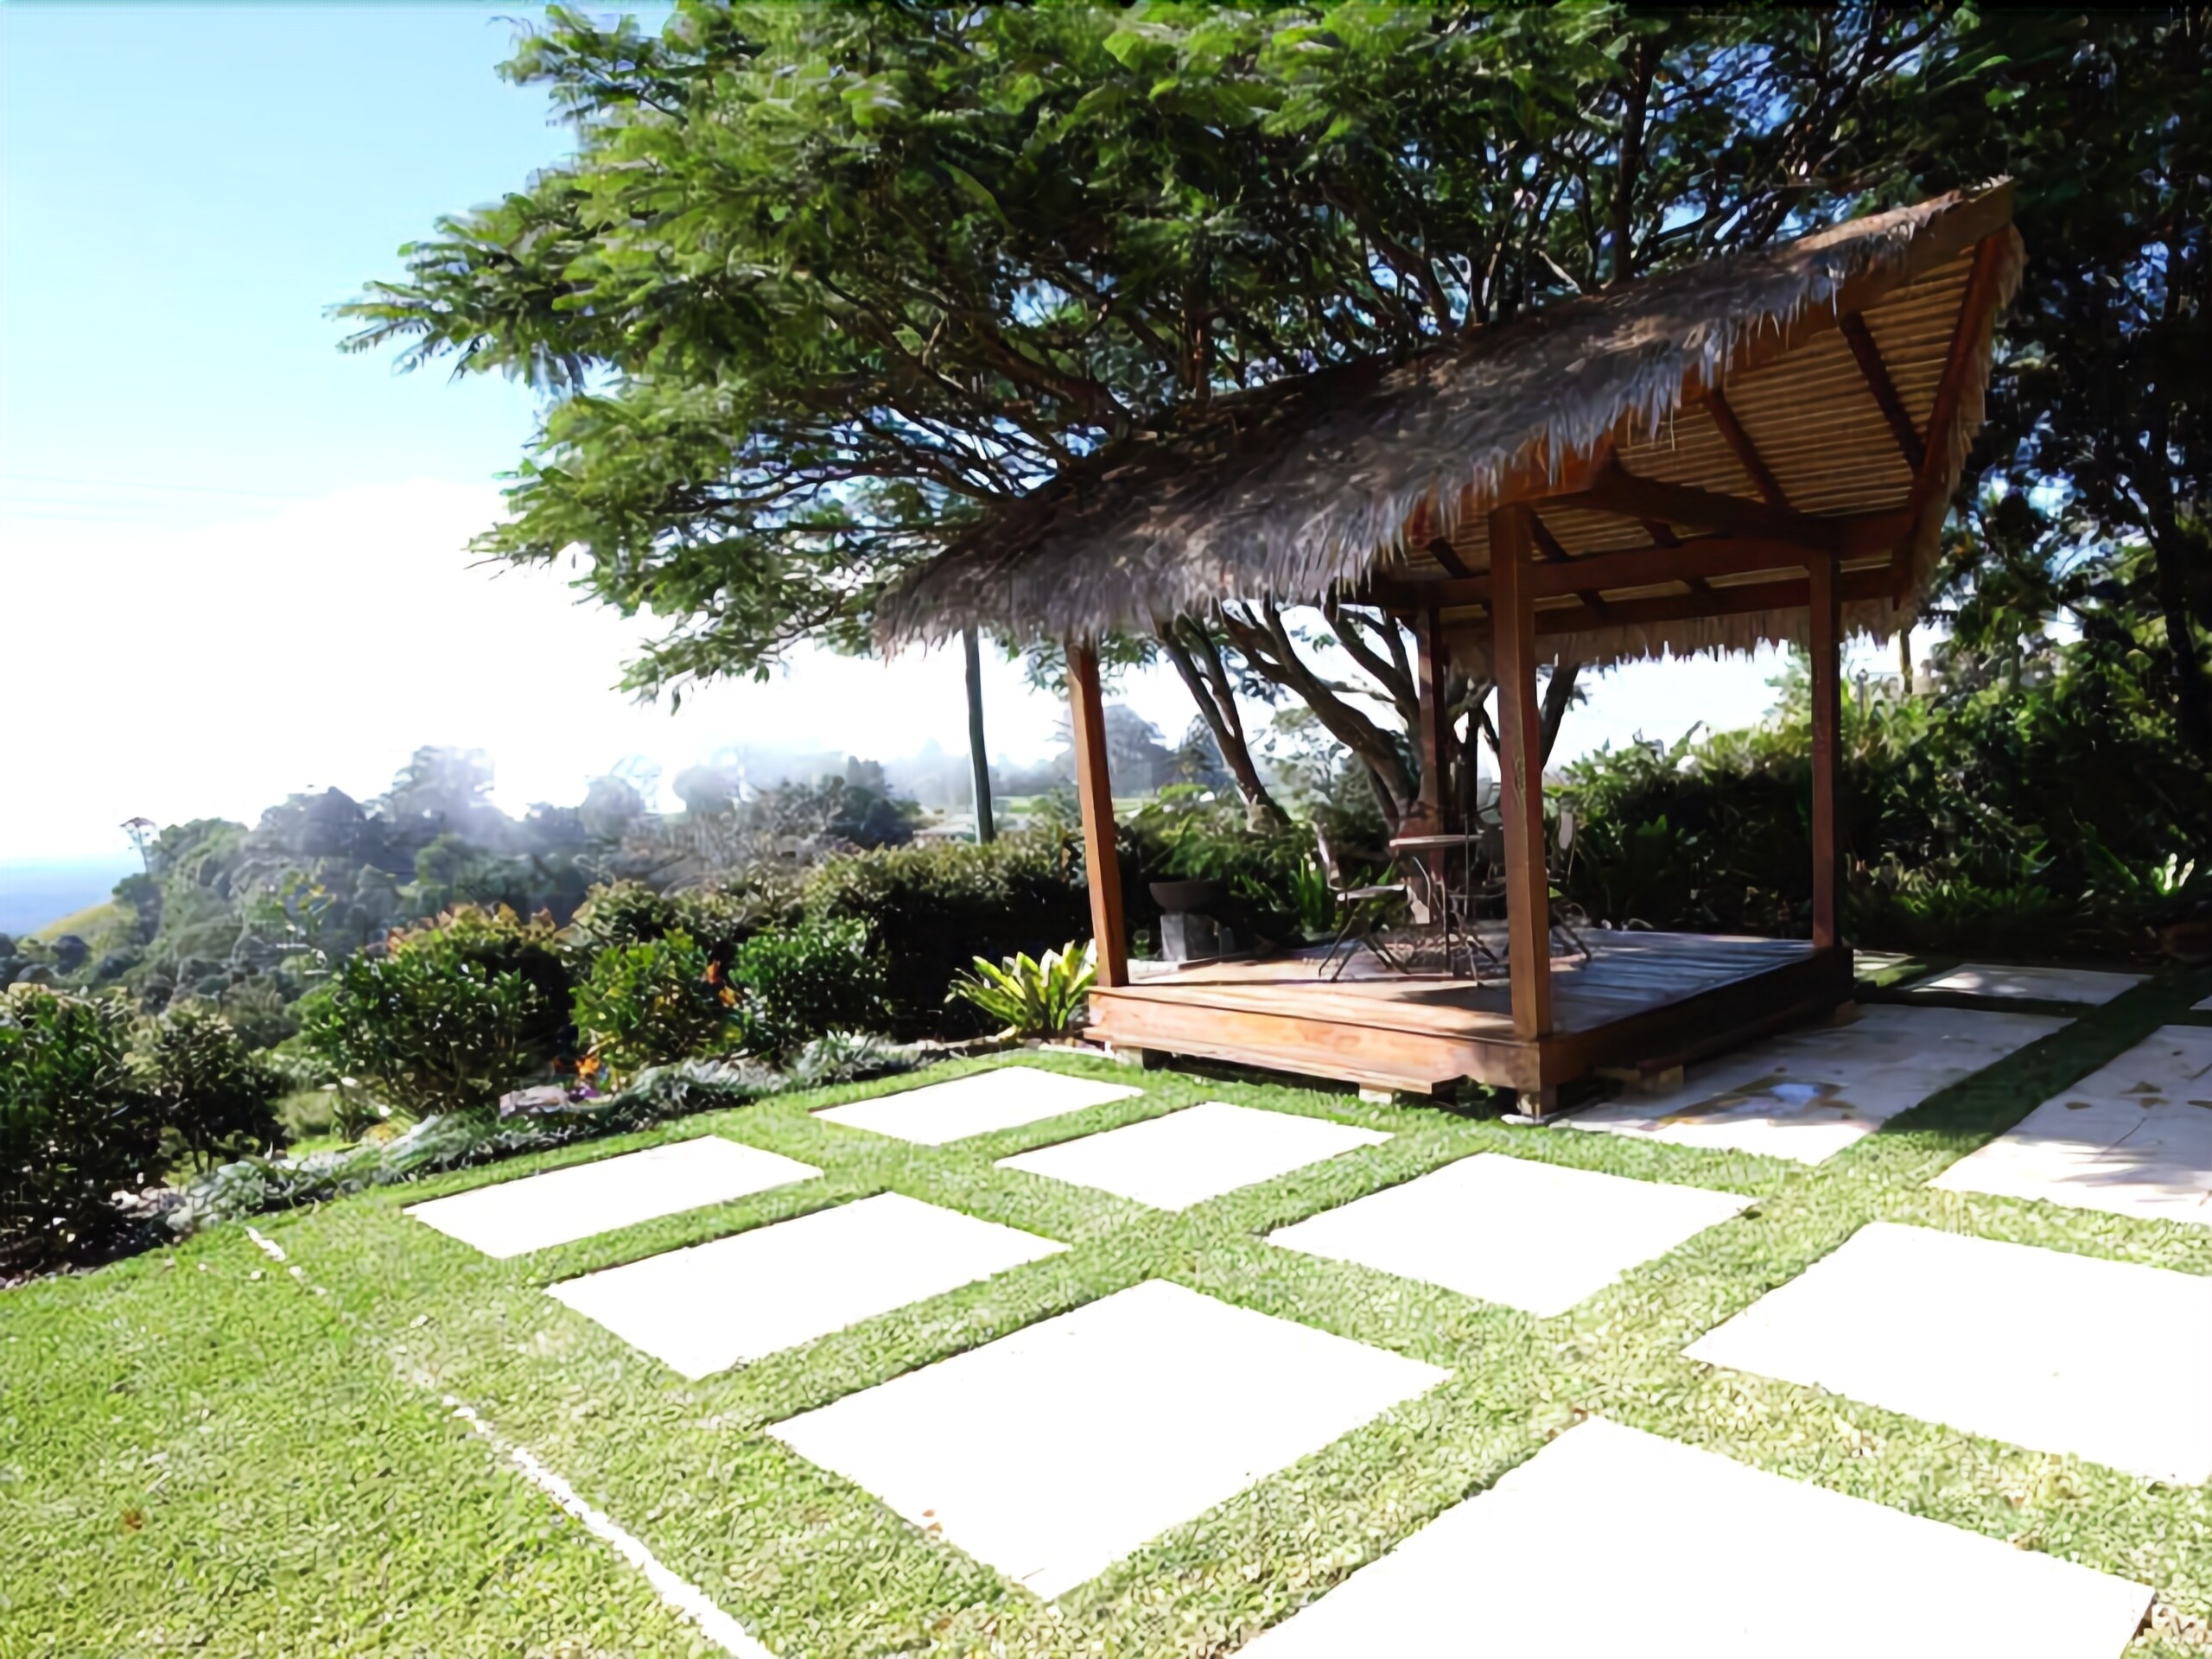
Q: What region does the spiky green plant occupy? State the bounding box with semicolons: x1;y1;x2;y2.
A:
947;940;1096;1039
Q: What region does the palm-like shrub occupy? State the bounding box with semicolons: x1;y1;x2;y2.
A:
573;931;737;1085
948;941;1096;1039
0;985;162;1271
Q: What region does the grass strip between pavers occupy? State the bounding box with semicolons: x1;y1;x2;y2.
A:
5;976;2211;1658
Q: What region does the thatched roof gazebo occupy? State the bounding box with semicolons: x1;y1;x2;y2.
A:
887;186;2021;1111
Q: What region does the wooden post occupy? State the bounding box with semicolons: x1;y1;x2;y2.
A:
1807;554;1841;950
1413;599;1452;830
1490;505;1553;1041
1066;639;1128;988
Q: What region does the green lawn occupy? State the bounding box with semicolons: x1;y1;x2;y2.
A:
5;975;2211;1657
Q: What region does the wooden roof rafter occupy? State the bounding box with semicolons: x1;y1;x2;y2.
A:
1840;313;1928;473
1701;389;1793;510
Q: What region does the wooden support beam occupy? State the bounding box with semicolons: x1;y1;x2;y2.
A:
1568;461;1840;550
1704;389;1792;509
1357;515;1912;613
1489;504;1553;1041
1066;640;1128;988
1642;518;1680;547
1807;556;1841;950
1522;563;1895;636
1839;313;1927;473
1529;512;1573;563
1427;537;1473;580
1412;600;1452;830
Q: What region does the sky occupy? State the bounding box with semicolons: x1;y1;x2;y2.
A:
0;3;1866;868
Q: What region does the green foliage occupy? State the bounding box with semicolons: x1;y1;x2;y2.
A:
1122;786;1311;946
0;985;161;1271
727;918;888;1058
569;877;791;976
572;931;737;1085
320;1077;391;1145
345;5;1965;692
949;941;1096;1039
298;907;568;1120
1287;855;1336;938
804;832;1089;1037
1917;11;2212;761
137;1003;286;1173
785;1029;914;1090
1558;631;2212;953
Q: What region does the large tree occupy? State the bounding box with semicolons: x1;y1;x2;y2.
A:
1910;9;2212;766
345;4;2199;819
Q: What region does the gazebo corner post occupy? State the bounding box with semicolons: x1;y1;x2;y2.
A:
1489;505;1555;1060
1807;553;1842;952
1408;597;1454;928
1412;598;1452;831
1065;638;1129;990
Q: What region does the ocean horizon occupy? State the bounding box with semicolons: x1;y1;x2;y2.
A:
0;856;141;938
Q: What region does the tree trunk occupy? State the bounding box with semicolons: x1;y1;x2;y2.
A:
962;626;995;843
1540;660;1581;766
1154;616;1289;829
2146;527;2212;766
1217;601;1421;827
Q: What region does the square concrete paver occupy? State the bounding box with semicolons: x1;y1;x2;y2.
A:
405;1135;820;1259
1268;1154;1749;1317
1567;1006;2068;1163
1687;1224;2212;1484
996;1101;1389;1211
812;1065;1141;1145
772;1279;1444;1597
1910;962;2145;1006
1932;1026;2212;1226
547;1193;1067;1378
1238;1418;2152;1659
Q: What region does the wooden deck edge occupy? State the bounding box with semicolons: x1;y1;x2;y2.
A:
1091;944;1853;1100
1090;986;1543;1092
1549;945;1855;1077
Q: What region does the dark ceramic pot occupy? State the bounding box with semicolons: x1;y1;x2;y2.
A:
1149;878;1226;914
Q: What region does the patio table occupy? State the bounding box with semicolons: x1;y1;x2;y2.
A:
1386;830;1500;980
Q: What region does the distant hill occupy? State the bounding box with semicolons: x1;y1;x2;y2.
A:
0;858;137;938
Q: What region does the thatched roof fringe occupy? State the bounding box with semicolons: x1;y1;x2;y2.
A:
878;188;2020;675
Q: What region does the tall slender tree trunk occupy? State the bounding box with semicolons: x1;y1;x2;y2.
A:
2148;536;2212;766
962;626;995;843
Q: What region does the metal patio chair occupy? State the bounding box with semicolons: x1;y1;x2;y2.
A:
1313;823;1407;981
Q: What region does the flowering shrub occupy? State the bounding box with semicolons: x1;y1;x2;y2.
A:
572;931;738;1085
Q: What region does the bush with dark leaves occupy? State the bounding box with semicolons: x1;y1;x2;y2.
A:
0;985;162;1272
138;1003;287;1171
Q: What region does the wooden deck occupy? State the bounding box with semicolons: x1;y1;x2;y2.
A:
1090;930;1852;1103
